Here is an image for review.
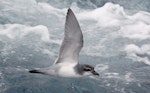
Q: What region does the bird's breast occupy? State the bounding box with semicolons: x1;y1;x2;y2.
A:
58;63;80;77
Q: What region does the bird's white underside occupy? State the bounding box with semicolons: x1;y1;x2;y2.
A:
57;62;80;77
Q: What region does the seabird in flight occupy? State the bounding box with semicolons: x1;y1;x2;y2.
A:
29;8;99;77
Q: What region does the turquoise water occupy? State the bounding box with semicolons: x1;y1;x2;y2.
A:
0;0;150;93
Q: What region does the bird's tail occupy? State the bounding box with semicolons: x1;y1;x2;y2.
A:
29;69;45;74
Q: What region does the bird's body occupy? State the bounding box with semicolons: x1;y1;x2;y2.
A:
31;62;79;77
58;62;79;77
29;8;99;78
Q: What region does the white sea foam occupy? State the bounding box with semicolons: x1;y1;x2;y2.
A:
38;2;65;16
0;24;50;42
78;2;150;27
0;24;57;59
0;1;150;62
124;44;150;65
104;72;120;79
119;22;150;40
73;2;150;57
0;0;65;29
124;72;134;83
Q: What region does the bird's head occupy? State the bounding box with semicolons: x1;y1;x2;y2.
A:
82;64;99;76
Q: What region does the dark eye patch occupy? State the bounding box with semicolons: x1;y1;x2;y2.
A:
84;67;91;71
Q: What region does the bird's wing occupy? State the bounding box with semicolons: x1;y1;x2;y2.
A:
54;8;83;64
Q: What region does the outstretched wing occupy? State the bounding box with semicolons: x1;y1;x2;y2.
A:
55;8;83;64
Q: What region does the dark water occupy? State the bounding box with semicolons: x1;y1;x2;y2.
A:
0;0;150;93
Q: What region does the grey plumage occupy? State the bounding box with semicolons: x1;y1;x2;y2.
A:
74;64;99;76
55;8;83;64
29;8;99;77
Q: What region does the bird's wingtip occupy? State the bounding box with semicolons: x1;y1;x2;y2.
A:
67;8;73;13
29;70;40;73
68;8;71;11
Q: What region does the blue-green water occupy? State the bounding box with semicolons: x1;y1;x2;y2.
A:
0;0;150;93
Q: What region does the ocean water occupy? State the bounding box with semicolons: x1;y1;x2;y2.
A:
0;0;150;93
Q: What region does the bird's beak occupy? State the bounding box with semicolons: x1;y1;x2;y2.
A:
92;70;99;76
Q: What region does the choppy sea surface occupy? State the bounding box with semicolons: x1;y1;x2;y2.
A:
0;0;150;93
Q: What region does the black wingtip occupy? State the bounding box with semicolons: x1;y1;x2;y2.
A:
29;70;41;73
67;8;73;14
68;8;71;11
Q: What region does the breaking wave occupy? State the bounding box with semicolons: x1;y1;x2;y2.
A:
0;0;150;93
